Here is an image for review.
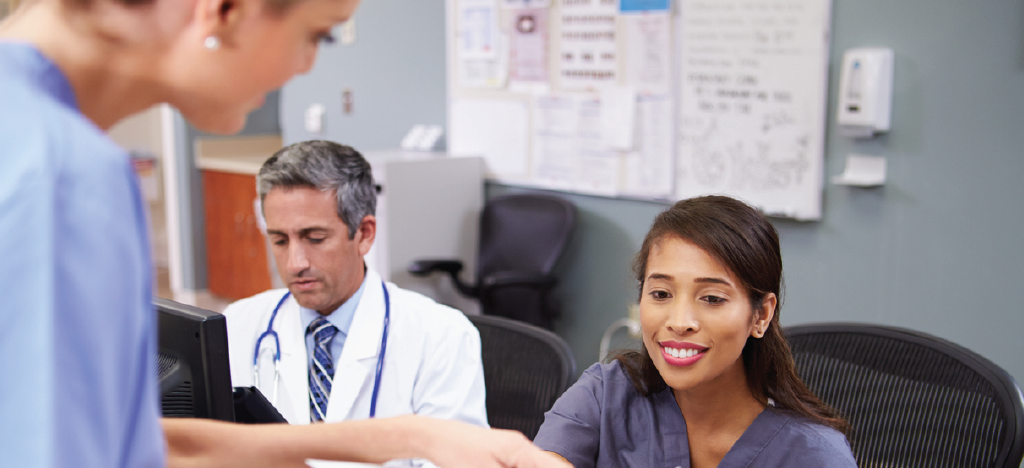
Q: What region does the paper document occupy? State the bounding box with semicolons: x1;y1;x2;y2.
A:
532;95;578;189
450;99;530;178
502;0;550;7
508;8;549;84
624;13;672;95
601;86;637;150
623;96;673;197
457;0;507;88
575;97;618;195
558;0;618;90
457;0;498;59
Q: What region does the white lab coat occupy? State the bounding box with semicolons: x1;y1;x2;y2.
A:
224;268;488;430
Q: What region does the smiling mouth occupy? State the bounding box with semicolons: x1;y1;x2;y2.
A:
661;345;708;365
665;347;703;359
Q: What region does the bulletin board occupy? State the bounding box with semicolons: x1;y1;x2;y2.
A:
447;0;833;220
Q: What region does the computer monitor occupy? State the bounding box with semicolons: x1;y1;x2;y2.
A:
156;298;235;422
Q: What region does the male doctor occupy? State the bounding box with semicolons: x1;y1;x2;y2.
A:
224;140;487;429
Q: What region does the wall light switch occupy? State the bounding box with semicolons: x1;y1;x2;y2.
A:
342;89;353;114
340;18;356;45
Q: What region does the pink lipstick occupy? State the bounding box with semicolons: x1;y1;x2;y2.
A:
660;341;708;366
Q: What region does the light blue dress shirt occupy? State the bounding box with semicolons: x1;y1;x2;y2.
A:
0;42;166;468
299;274;369;365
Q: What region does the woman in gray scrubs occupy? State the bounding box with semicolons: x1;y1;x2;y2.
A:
534;195;857;468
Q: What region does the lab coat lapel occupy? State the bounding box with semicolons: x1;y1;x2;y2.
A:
325;270;386;422
277;297;313;425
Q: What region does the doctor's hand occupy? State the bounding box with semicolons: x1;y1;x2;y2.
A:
410;417;566;468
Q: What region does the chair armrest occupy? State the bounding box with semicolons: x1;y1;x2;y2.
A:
408;259;464;277
408;259;478;297
480;271;557;289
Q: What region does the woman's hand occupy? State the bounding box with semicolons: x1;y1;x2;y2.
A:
412;418;566;468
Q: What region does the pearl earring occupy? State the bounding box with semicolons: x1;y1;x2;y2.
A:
204;36;221;50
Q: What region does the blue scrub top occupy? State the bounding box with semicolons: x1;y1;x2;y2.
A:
0;42;166;468
535;361;857;468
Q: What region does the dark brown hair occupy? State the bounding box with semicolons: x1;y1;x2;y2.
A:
615;195;850;434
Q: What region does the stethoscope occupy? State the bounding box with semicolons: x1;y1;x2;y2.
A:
253;281;391;418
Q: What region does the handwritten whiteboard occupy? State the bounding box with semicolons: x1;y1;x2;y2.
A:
675;0;831;220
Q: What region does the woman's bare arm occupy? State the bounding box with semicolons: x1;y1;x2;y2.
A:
163;415;561;468
543;451;574;467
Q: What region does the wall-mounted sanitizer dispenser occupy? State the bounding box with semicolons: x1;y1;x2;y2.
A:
837;48;894;138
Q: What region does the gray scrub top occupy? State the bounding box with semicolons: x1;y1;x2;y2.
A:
535;361;857;468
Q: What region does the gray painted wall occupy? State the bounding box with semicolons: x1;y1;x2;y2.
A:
278;0;1024;393
279;0;448;149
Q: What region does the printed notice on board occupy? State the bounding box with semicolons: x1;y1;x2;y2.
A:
532;94;618;195
458;0;507;87
558;0;619;90
624;12;672;96
503;0;550;7
624;96;674;198
675;0;831;220
509;8;549;84
533;95;577;189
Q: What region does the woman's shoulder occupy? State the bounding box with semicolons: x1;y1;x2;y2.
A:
764;409;858;467
544;360;652;417
578;360;644;393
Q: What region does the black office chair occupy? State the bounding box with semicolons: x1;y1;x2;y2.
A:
786;323;1024;468
410;193;576;329
468;314;577;440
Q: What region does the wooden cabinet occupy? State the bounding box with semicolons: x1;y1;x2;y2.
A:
202;170;271;300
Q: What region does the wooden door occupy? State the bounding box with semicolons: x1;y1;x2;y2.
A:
203;171;272;300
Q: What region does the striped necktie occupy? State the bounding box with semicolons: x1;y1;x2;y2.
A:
307;316;339;422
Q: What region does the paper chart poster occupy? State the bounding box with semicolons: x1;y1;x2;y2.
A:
533;95;577;189
624;12;672;95
509;9;549;84
624;96;674;198
532;94;618;194
558;0;619;90
574;97;618;195
457;0;507;88
503;0;550;7
458;0;498;58
676;0;831;220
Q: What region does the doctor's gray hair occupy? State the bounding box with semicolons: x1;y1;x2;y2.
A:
257;140;376;239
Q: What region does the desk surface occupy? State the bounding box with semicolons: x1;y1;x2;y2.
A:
195;135;283;175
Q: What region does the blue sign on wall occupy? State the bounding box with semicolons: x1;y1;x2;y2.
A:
620;0;670;12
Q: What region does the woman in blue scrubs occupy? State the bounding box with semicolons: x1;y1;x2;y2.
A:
534;195;857;468
0;1;557;467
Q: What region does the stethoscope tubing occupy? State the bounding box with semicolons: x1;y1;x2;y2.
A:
253;281;390;418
